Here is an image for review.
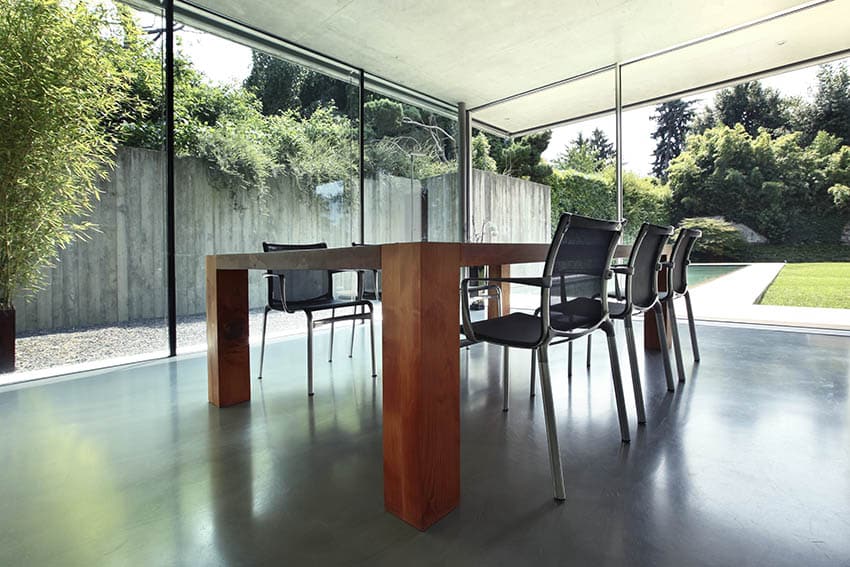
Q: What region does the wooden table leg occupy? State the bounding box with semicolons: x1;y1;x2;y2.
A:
487;264;511;318
644;263;672;351
381;243;460;530
206;257;251;407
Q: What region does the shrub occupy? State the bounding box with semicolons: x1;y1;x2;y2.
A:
678;217;746;261
547;169;614;229
0;0;132;308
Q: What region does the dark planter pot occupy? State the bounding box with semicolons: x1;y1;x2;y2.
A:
0;307;14;373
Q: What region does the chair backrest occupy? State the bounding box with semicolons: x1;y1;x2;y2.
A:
262;242;332;308
627;223;675;310
543;213;623;330
670;228;702;295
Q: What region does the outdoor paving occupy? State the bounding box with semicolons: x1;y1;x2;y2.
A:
685;263;850;331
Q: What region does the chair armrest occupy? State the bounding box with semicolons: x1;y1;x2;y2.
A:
611;266;634;275
263;273;289;312
460;278;478;342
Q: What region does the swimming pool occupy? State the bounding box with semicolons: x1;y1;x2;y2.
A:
687;264;746;287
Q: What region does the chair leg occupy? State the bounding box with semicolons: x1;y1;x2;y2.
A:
624;314;646;425
349;306;357;358
258;306;270;379
502;346;510;412
667;300;687;383
529;349;536;398
306;312;315;396
536;345;566;501
654;303;675;392
602;322;630;442
568;341;573;378
369;308;377;377
586;334;592;368
685;291;700;362
328;308;335;362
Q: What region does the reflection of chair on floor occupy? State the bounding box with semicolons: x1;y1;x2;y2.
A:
660;227;703;383
257;242;376;395
460;281;511;411
461;213;630;502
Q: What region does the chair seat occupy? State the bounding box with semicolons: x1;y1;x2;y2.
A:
469;312;544;348
272;297;372;313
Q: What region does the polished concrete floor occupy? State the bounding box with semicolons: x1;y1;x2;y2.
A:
1;321;849;566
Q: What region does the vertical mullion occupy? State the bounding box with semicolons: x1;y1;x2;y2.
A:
457;103;471;243
615;63;624;223
165;0;177;356
359;69;365;244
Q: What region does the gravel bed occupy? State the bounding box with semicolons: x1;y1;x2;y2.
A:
9;303;380;375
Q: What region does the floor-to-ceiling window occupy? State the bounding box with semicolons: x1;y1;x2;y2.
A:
3;1;168;380
362;90;459;243
171;18;362;352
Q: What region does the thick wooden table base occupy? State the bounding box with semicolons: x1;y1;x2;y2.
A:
381;243;461;529
206;257;250;407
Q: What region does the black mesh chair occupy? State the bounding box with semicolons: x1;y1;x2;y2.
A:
460;282;511;411
349;242;381;358
461;213;629;501
531;222;676;423
660;227;702;383
257;242;376;396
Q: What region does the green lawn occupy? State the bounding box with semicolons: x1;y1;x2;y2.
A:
759;263;850;309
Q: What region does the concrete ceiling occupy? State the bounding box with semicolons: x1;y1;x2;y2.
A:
186;0;850;133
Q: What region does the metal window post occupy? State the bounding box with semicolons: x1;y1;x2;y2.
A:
615;63;624;222
165;0;177;356
457;102;471;243
358;69;365;244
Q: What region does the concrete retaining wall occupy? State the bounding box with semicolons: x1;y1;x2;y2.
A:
14;147;550;332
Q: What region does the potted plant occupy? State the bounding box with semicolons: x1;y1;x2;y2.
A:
0;0;131;371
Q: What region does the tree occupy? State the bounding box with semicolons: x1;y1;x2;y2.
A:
0;0;132;309
795;63;850;145
588;128;615;163
552;141;601;173
650;99;695;181
244;52;357;118
712;81;790;137
472;133;497;171
552;129;613;173
668;125;850;243
487;131;552;183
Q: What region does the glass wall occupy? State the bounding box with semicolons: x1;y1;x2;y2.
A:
3;1;168;380
172;20;361;352
619;61;850;326
363;90;459;243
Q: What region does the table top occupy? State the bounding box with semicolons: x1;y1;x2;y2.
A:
208;241;637;271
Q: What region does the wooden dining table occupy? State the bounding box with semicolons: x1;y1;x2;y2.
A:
206;241;670;530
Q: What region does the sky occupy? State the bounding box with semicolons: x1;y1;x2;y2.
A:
164;16;848;178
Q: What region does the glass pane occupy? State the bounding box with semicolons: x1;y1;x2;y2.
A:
625;61;850;327
363;91;459;243
172;22;361;352
5;1;168;381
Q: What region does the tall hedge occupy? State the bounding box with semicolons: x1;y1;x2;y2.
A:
548;167;671;239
